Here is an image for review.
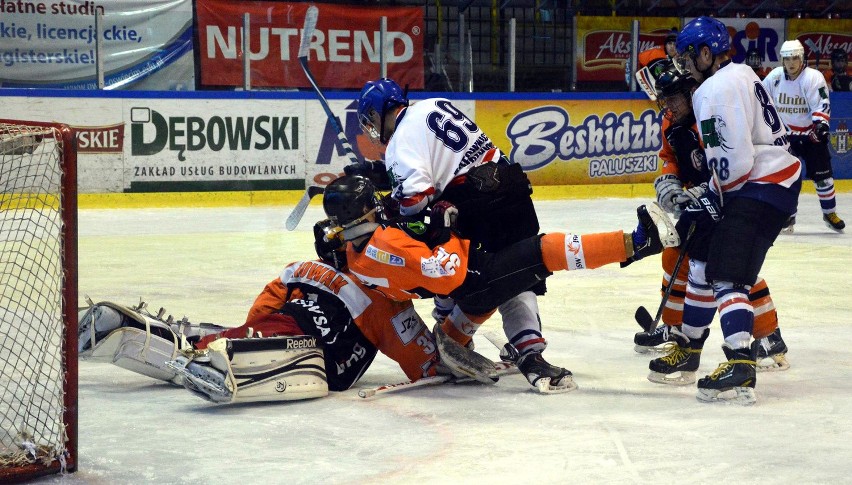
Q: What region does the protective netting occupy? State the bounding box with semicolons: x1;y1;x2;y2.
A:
0;123;69;473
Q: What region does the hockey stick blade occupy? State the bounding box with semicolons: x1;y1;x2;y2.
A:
285;185;324;231
634;306;654;332
298;6;318;60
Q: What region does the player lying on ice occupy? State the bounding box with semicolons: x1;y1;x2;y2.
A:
78;223;501;404
315;174;681;393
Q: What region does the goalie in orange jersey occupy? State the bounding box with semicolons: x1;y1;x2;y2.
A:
315;174;681;393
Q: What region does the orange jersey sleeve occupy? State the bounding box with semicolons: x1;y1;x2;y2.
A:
246;276;290;321
638;47;667;69
346;225;472;301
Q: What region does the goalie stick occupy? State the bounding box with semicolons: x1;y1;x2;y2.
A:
357;361;517;399
285;5;360;231
635;220;697;333
359;329;520;399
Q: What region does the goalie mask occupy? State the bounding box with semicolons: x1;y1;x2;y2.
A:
357;78;409;145
314;219;347;269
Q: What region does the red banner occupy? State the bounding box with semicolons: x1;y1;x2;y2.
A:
576;17;679;83
196;1;424;89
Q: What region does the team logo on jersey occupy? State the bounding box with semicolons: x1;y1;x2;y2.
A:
700;116;732;151
420;247;461;277
690;148;705;172
391;306;425;345
365;245;405;266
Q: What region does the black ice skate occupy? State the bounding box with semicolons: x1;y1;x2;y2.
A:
756;328;789;372
634;324;673;353
696;343;757;405
647;327;709;385
517;351;577;394
781;215;795;234
824;212;845;232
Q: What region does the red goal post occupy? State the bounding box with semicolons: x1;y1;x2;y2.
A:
0;119;78;481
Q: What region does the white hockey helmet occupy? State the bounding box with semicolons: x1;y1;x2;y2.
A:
780;40;804;60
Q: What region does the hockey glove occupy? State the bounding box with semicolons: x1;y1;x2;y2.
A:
673;182;708;210
684;190;722;222
344;160;391;190
809;122;830;144
425;200;459;247
654;174;683;214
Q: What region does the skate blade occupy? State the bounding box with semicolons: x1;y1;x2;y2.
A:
647;371;695;386
757;354;790;372
696;386;756;405
166;360;232;401
634;344;667;354
534;375;578;394
780;226;794;235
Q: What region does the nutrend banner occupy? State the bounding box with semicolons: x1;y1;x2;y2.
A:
195;0;424;89
575;16;679;84
0;0;193;89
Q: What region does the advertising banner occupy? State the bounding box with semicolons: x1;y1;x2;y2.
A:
0;0;193;89
701;17;786;72
575;17;679;84
126;100;305;191
195;0;424;90
787;19;852;72
829;93;852;179
476;97;662;185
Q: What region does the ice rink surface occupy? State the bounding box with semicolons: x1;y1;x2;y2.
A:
33;194;852;485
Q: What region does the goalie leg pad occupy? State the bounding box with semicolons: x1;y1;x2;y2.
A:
169;336;329;403
79;303;183;384
78;301;229;385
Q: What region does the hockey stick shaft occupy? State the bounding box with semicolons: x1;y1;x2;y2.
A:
635;220;697;332
358;361;518;399
285;6;357;230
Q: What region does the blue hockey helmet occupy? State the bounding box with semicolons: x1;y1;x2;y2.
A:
676;16;730;57
357;78;409;145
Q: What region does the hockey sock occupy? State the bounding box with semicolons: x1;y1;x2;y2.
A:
540;231;627;272
815;178;838;213
440;306;494;347
660;246;689;327
749;277;778;339
713;282;754;349
682;259;716;331
499;292;546;355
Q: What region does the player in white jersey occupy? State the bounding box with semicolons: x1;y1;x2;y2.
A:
350;78;570;392
673;16;802;404
762;40;845;232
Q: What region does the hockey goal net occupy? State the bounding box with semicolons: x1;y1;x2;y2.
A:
0;120;77;481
